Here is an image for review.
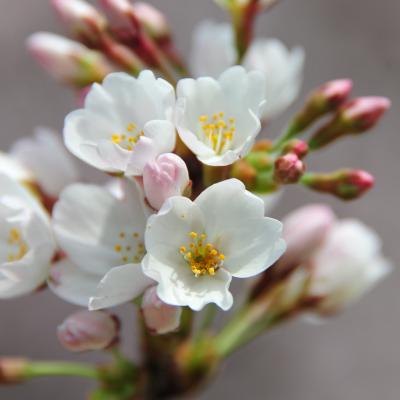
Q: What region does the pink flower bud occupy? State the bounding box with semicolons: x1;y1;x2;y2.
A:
316;79;353;109
143;153;190;210
51;0;107;43
282;204;336;265
57;310;119;352
27;32;114;87
141;287;182;335
273;153;305;184
0;358;27;384
132;2;170;39
301;169;374;200
340;96;391;131
282;139;309;159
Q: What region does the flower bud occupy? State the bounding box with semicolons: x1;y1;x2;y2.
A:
282;139;309;159
0;358;28;384
51;0;107;44
27;32;114;87
143;153;190;210
291;79;353;134
57;310;119;352
301;169;374;200
141;287;182;335
273;153;305;184
215;0;278;11
309;96;391;150
132;2;170;40
306;220;391;315
282;204;336;265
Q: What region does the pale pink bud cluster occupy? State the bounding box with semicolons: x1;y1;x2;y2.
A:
143;153;190;210
132;2;170;39
27;32;114;86
57;310;119;352
141;287;182;335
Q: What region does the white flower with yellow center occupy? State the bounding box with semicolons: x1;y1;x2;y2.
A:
175;66;265;166
0;174;56;299
51;179;153;309
143;179;286;311
189;20;304;120
64;71;176;175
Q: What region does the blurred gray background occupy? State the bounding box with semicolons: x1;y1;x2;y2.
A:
0;0;399;399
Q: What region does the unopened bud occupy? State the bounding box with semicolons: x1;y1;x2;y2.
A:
282;139;309;159
27;32;114;87
132;2;170;40
51;0;107;44
141;287;182;335
0;358;27;384
292;79;353;134
143;154;190;210
301;169;374;200
57;310;119;352
309;96;391;150
230;159;257;190
274;153;305;184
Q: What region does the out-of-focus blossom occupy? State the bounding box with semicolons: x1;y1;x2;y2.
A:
143;179;285;311
57;310;119;352
27;32;114;87
176;66;265;166
143;153;190;210
0;175;56;299
141;286;182;334
51;179;153;309
132;2;170;39
190;21;304;120
0;153;33;184
64;71;176;175
10;128;79;198
306;220;391;315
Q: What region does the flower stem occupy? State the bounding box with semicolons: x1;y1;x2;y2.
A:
23;361;99;380
202;165;228;187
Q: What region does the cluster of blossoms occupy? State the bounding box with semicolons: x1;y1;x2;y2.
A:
0;0;392;398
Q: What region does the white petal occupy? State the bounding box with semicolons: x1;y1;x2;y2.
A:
89;263;153;310
10;127;79;197
143;255;233;311
48;259;99;307
189;20;236;78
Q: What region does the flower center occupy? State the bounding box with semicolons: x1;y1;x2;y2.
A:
7;227;28;262
198;112;235;155
113;230;145;264
111;123;144;152
179;232;225;277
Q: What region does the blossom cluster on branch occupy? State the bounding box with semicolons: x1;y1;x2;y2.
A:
0;0;392;399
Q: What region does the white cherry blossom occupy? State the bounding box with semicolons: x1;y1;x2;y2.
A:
143;179;286;311
64;71;176;175
0;174;56;299
10;127;79;198
175;66;265;166
51;178;153;309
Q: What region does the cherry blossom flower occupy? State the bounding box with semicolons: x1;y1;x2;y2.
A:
64;71;176;175
0;175;56;299
143;179;285;311
51;179;153;309
175;66;265;166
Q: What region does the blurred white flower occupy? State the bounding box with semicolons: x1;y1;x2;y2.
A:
10;127;79;198
0;152;33;184
242;39;304;120
64;71;176;175
51;179;153;309
190;20;304;120
143;179;285;311
141;286;182;335
0;175;56;299
307;220;391;315
175;66;265;166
